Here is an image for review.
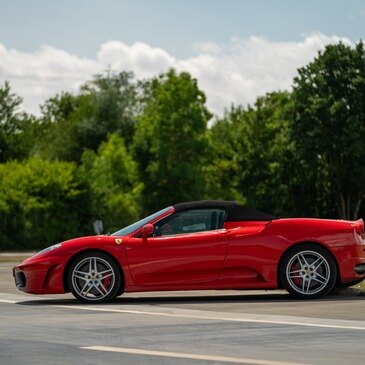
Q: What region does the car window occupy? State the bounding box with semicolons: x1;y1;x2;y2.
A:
111;207;171;236
154;209;226;236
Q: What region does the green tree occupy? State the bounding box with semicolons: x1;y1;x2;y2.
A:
133;69;211;213
292;41;365;219
240;92;293;216
36;92;94;161
37;71;138;162
0;81;33;162
79;70;138;147
208;92;293;216
81;133;142;232
205;106;248;203
0;157;92;250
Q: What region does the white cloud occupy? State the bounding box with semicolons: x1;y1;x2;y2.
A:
0;33;352;116
0;44;101;114
98;41;175;78
193;42;223;54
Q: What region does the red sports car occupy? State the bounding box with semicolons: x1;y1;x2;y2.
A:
13;200;365;303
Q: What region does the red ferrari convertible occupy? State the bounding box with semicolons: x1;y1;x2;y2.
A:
13;200;365;303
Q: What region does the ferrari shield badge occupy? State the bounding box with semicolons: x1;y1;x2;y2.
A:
115;238;122;245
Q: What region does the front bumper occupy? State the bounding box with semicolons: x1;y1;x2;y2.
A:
13;268;26;288
13;258;65;294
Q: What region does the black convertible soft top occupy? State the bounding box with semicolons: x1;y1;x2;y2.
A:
173;200;276;222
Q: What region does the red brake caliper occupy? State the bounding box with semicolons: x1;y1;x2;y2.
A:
102;276;111;291
291;262;302;287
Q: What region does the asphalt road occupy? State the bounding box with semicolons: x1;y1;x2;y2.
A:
1;261;365;365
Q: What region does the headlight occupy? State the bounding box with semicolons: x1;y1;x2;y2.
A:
33;243;62;257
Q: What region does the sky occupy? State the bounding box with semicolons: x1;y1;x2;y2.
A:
0;0;364;116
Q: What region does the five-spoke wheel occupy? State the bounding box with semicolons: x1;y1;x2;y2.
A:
280;244;337;299
67;252;122;303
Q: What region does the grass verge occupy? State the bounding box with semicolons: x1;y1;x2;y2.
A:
353;280;365;291
0;255;33;263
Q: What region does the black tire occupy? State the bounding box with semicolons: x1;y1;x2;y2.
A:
116;282;125;297
67;251;122;304
279;244;337;299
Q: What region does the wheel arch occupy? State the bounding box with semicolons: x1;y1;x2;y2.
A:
276;241;341;289
62;248;125;293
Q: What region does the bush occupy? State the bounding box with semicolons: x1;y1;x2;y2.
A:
0;158;93;250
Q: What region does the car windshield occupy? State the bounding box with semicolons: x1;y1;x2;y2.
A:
111;207;171;236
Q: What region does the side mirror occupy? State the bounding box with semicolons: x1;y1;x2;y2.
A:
141;223;154;238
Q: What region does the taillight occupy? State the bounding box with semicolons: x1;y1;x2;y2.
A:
354;219;364;237
353;219;364;244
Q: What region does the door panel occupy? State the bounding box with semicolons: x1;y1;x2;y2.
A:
126;229;227;286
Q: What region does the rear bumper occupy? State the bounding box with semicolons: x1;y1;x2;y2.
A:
354;263;365;275
336;244;365;284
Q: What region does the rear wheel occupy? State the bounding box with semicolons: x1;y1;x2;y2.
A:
280;244;337;299
67;251;121;303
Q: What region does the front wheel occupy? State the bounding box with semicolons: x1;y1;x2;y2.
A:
67;251;122;303
279;244;337;299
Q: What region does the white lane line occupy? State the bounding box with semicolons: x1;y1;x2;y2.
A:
53;304;365;331
0;298;17;304
80;346;308;365
2;293;365;331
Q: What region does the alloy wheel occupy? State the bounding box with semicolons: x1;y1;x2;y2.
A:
71;256;116;301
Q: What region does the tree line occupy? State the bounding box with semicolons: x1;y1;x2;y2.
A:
1;41;364;250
